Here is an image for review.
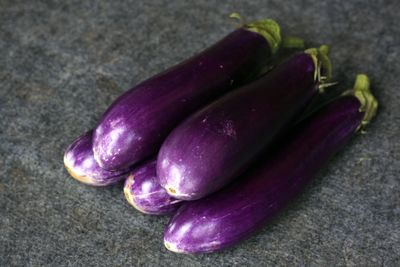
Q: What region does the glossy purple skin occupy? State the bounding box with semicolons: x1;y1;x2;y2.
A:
124;160;182;215
93;28;271;171
63;131;130;186
157;53;317;200
164;96;364;253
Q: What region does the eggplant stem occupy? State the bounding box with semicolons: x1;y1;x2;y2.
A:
352;74;378;130
229;12;245;26
230;13;281;54
305;45;333;92
342;74;378;131
244;18;281;54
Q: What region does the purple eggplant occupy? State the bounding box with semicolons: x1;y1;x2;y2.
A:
164;74;378;253
157;46;332;200
124;160;183;215
93;19;282;171
63;131;131;186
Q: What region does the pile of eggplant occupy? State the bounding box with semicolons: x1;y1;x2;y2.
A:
64;16;378;254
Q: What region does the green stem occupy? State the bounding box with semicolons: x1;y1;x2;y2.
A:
244;18;281;54
351;74;378;129
228;13;281;54
229;12;245;26
305;45;333;92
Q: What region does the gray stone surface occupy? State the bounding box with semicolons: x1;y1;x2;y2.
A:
0;0;399;266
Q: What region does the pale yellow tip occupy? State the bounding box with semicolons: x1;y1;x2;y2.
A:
164;240;185;254
123;175;149;214
166;187;177;195
164;185;193;200
63;155;95;185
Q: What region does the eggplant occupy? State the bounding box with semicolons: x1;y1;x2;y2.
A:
124;160;182;215
93;18;282;170
163;74;378;253
157;46;332;200
63;131;130;186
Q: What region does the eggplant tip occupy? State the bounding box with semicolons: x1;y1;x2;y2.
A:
164;185;196;200
63;155;97;185
164;240;186;254
123;175;137;206
123;175;151;214
166;187;177;194
165;186;193;200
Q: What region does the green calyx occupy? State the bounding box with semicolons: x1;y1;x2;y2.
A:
245;19;281;54
229;13;281;54
305;45;334;92
349;74;378;130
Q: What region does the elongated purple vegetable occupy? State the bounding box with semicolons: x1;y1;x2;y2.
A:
157;46;332;200
164;74;378;253
124;160;182;215
93;18;282;171
63;131;131;186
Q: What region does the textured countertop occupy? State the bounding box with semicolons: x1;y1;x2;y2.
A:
1;0;399;266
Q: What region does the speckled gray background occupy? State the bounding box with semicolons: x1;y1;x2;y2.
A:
1;0;399;266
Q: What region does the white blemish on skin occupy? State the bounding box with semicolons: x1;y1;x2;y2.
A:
102;118;137;159
93;151;102;166
109;118;123;128
220;120;236;138
170;165;183;183
141;180;153;194
82;157;94;169
191;220;216;239
202;240;222;251
136;190;161;200
161;158;169;169
169;199;183;205
96;125;104;135
175;222;192;240
106;126;125;157
168;222;176;232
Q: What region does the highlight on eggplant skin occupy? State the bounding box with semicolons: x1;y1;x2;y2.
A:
163;75;378;254
92;18;282;171
63;130;130;186
157;46;331;201
123;160;183;215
